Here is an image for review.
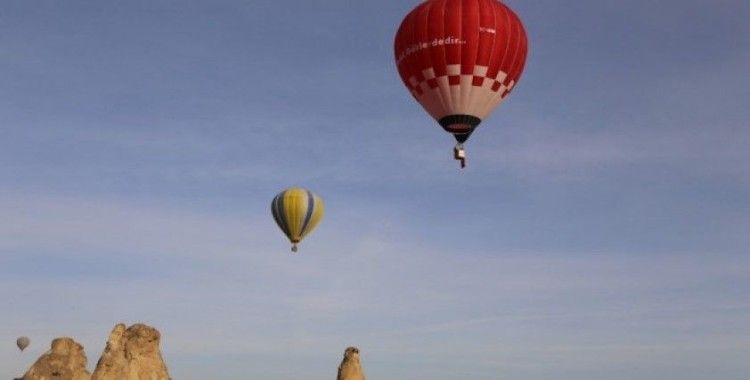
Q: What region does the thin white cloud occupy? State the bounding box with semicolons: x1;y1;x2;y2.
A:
1;192;748;379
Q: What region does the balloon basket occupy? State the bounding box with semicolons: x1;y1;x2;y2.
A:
454;145;466;169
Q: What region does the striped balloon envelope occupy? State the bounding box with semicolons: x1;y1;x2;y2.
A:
271;188;324;252
394;0;528;167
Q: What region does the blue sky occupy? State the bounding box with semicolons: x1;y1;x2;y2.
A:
1;0;749;379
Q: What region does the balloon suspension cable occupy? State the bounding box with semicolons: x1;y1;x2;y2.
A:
291;243;298;253
454;144;466;169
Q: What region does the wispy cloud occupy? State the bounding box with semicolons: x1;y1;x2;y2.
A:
1;192;748;379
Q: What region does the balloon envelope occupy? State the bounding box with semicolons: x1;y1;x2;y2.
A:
394;0;528;148
271;188;324;252
16;336;30;351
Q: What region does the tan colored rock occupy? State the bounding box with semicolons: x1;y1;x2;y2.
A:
91;323;170;380
22;337;91;380
337;346;366;380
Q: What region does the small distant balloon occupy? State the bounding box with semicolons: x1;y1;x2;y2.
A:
16;336;30;351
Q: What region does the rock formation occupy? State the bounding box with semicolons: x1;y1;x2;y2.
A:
337;346;366;380
21;337;91;380
91;323;170;380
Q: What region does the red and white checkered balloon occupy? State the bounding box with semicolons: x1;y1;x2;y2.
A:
394;0;528;151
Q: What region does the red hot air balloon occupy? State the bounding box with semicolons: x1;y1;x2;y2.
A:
394;0;528;168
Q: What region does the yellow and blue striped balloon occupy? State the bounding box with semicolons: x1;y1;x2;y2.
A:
271;188;324;252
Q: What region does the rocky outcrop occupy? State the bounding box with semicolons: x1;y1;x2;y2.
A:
22;337;91;380
91;323;170;380
337;346;366;380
